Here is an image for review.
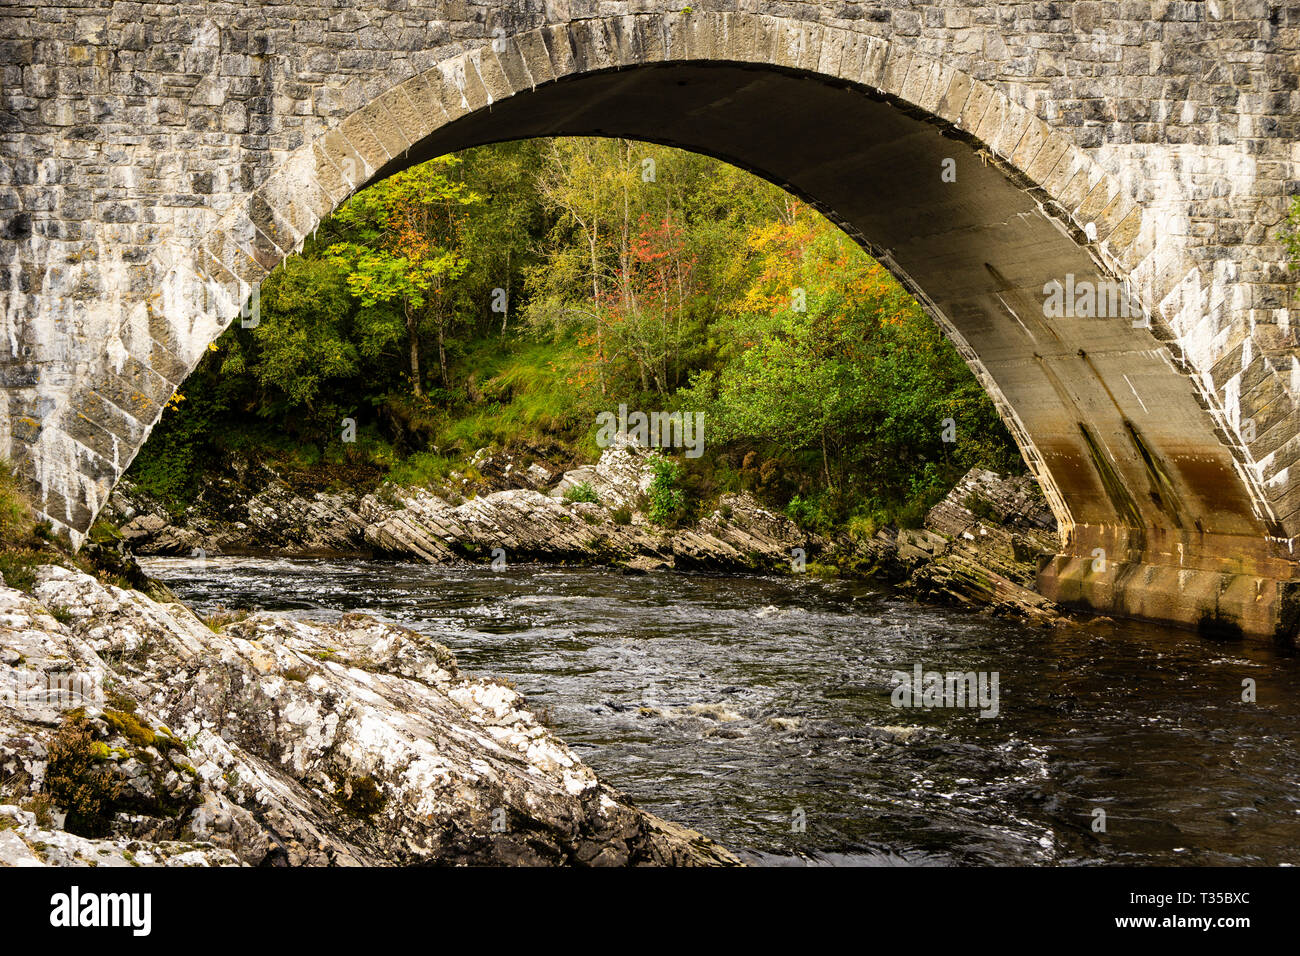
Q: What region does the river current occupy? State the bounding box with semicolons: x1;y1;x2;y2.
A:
141;556;1300;866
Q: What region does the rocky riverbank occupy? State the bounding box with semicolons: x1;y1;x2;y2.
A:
108;442;1065;623
0;563;739;867
0;447;1068;867
109;442;819;574
830;467;1063;624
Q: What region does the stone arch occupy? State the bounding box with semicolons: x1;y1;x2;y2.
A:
12;11;1300;637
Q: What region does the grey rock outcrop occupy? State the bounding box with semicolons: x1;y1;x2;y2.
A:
0;565;739;867
839;468;1062;623
110;444;815;574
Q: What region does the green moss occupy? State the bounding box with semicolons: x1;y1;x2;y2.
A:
804;561;841;579
103;686;138;714
101;709;185;754
102;709;157;749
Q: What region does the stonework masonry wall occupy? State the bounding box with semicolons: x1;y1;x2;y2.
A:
0;1;1297;559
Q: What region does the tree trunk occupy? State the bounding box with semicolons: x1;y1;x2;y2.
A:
438;324;449;389
407;309;423;397
501;249;511;337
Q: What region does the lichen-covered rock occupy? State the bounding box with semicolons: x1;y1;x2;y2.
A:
551;439;655;510
832;468;1063;623
112;444;815;575
0;805;241;867
112;475;369;558
0;567;740;867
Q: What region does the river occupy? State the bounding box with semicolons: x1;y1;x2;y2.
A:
141;556;1300;866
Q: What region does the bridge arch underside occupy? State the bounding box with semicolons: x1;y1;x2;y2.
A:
29;61;1300;640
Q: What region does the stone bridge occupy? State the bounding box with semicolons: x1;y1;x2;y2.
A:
1;1;1298;638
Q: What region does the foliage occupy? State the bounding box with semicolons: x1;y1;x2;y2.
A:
646;456;686;526
386;451;460;489
785;494;834;535
679;205;1021;526
44;714;124;838
0;464;32;543
562;481;600;504
127;137;1023;536
327;156;480;395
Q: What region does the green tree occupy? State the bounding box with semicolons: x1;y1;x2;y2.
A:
253;256;359;411
327;156;480;396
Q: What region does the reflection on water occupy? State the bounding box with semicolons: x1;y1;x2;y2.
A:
143;555;1300;866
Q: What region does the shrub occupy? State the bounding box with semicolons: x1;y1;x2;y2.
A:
846;513;881;541
963;492;999;523
785;494;833;535
44;714;124;837
562;481;599;504
647;456;686;527
611;504;633;525
21;794;54;828
0;465;33;542
894;497;930;530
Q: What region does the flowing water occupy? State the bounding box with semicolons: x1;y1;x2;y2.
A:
142;556;1300;866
